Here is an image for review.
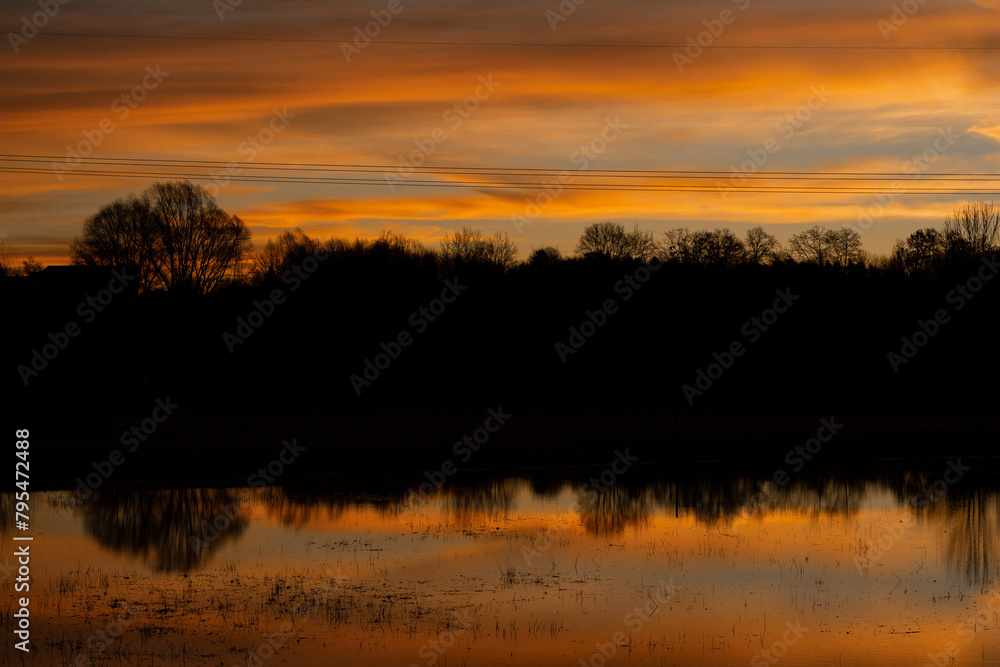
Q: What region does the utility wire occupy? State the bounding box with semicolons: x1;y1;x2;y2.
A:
18;31;1000;50
3;166;998;195
2;155;997;182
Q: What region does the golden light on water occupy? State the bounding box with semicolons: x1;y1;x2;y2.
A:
8;476;1000;666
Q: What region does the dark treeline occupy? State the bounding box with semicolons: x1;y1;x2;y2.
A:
4;185;1000;477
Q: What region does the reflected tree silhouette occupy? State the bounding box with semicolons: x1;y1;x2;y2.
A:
441;479;524;526
636;476;866;527
78;488;249;572
944;490;1000;588
259;486;356;527
577;484;650;534
59;466;1000;584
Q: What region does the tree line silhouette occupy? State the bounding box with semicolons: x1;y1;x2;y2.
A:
5;182;1000;472
1;181;997;284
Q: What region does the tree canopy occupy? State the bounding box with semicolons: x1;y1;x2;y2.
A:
70;181;252;294
440;227;518;272
576;222;656;261
787;225;863;265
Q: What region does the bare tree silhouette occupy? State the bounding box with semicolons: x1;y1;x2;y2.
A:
788;225;863;265
745;226;780;265
528;246;563;267
659;227;747;267
693;229;746;267
826;227;864;264
250;228;325;283
70;194;157;289
440;226;517;271
21;256;42;274
71;181;251;294
787;225;831;264
944;200;1000;257
0;236;17;277
577;221;655;260
890;228;948;275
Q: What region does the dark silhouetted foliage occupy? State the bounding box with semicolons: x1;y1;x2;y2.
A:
577;221;655;261
71;181;252;294
440;226;517;273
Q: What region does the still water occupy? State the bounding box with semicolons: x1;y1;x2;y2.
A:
4;465;1000;666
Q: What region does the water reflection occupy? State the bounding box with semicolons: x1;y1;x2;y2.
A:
944;491;1000;588
440;478;522;524
579;484;651;534
11;465;1000;666
78;488;249;571
34;465;1000;586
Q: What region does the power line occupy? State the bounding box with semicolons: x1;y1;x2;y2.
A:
2;155;997;182
3;166;998;195
20;31;1000;51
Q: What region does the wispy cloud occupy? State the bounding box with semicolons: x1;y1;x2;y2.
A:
2;0;997;263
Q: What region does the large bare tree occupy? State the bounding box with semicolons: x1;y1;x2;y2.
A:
744;226;780;265
70;194;157;290
825;227;864;264
787;225;831;264
147;182;252;294
71;181;252;294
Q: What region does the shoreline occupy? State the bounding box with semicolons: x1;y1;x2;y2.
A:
14;401;1000;490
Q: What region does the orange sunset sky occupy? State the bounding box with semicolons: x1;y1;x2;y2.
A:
2;0;998;266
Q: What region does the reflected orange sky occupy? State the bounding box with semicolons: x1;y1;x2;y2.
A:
1;0;998;265
11;482;1000;666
